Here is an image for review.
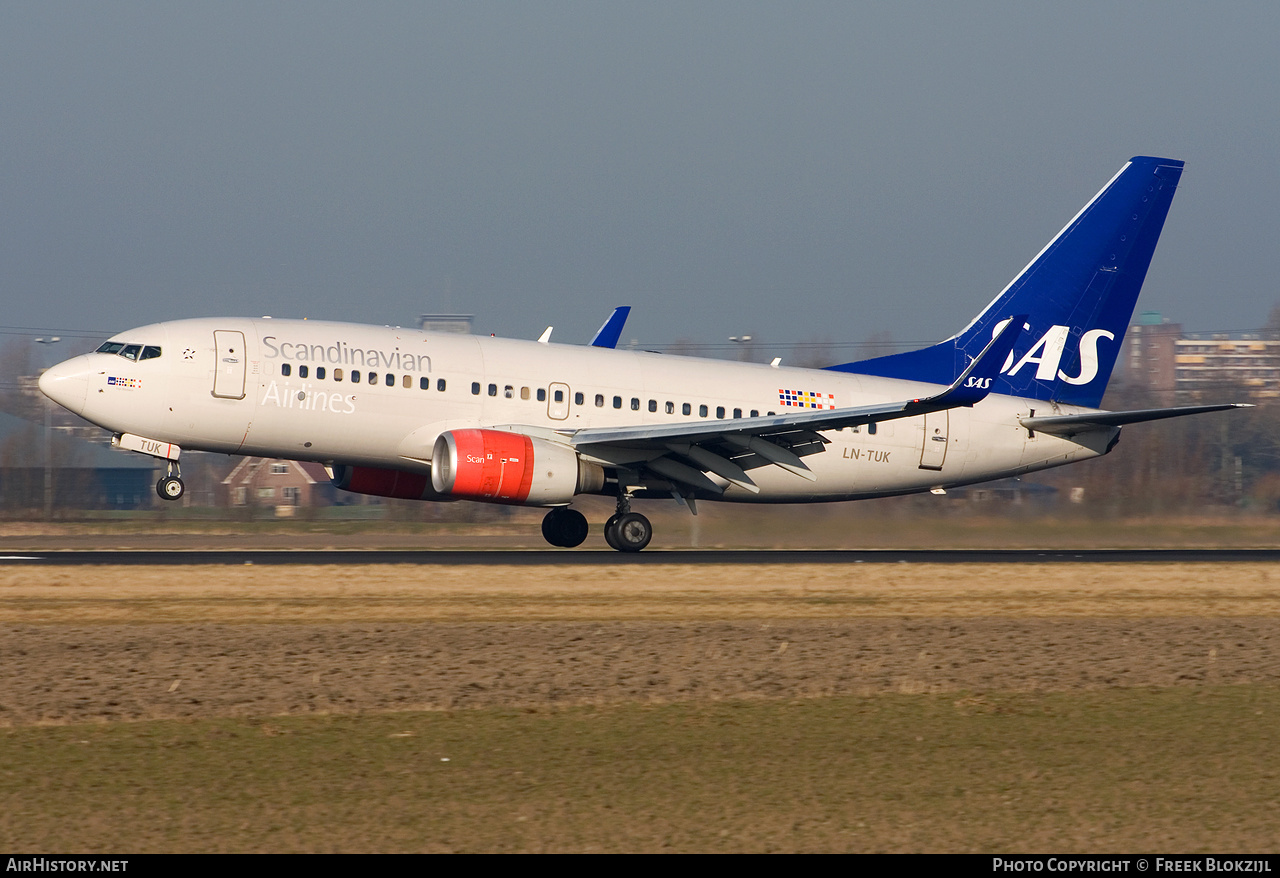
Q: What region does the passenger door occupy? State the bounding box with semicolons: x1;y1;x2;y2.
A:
212;331;247;400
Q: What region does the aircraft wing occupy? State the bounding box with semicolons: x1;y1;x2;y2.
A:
1021;403;1251;436
552;316;1026;494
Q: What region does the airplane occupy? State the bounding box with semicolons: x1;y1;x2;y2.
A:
39;156;1245;551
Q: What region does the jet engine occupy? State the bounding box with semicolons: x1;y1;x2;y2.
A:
431;429;604;505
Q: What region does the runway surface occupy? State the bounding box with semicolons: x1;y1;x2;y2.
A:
3;548;1280;565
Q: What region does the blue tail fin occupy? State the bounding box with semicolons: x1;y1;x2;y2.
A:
827;156;1185;408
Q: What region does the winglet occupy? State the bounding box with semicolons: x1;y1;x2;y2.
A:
908;314;1026;410
589;306;631;348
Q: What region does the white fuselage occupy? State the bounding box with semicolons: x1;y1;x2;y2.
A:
46;317;1116;503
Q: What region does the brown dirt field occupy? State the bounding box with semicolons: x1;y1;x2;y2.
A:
3;562;1280;726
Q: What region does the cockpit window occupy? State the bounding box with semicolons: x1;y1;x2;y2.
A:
96;342;161;361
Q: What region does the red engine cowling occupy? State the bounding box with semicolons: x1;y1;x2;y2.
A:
431;429;604;505
330;464;456;501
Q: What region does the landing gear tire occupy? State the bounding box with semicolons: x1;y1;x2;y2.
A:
603;514;623;551
610;512;652;553
541;507;589;548
157;476;185;501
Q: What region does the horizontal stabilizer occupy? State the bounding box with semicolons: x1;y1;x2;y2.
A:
1021;403;1251;435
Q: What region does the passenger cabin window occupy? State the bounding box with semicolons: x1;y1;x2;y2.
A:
520;386;529;400
665;401;674;414
385;373;395;387
367;372;376;384
699;405;708;417
613;396;622;409
631;398;640;411
750;410;759;417
299;365;308;379
471;382;481;395
504;385;513;398
488;383;498;397
649;400;657;412
716;406;725;419
351;370;360;384
555;389;565;403
316;367;325;380
420;376;430;390
403;375;412;389
682;403;691;415
334;368;343;381
574;392;584;405
537;388;547;402
868;422;877;435
733;408;742;418
595;394;604;407
281;363;292;377
140;346;162;360
438;379;447;392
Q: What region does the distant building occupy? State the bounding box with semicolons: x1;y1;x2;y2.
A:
1122;312;1280;401
0;411;156;510
1175;334;1280;399
222;458;337;511
1123;311;1182;403
418;314;474;334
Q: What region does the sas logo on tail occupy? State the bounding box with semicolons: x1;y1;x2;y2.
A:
990;319;1115;386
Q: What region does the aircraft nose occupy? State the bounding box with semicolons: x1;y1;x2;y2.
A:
38;355;90;416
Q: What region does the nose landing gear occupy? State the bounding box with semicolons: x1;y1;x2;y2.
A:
156;461;184;501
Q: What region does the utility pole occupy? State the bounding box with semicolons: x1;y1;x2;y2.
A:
35;337;61;520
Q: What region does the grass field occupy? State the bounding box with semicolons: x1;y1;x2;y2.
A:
4;562;1280;623
4;508;1280;551
3;556;1279;851
3;688;1278;852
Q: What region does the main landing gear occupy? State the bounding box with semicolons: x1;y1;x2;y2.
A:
541;507;589;547
603;492;651;553
604;512;652;553
541;494;653;552
156;461;184;501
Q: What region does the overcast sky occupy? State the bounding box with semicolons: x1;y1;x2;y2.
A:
3;2;1278;354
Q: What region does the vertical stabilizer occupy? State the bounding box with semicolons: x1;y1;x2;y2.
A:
829;156;1184;407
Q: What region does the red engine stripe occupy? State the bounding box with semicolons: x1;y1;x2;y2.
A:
449;430;535;503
